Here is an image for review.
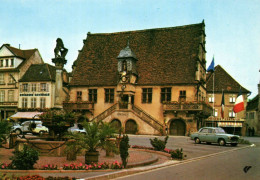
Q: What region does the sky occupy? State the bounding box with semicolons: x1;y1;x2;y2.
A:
1;0;259;98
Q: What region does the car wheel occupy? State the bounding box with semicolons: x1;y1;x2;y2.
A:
231;143;238;146
39;131;45;136
15;129;22;135
218;139;226;146
195;138;201;144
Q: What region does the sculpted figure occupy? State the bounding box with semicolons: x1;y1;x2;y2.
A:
54;38;68;58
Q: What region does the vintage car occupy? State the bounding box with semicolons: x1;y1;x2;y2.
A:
190;127;239;146
11;121;49;135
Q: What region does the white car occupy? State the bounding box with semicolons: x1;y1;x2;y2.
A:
12;121;49;135
68;124;86;134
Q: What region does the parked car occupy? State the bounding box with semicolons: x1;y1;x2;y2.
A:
190;127;239;146
68;123;86;134
11;121;49;135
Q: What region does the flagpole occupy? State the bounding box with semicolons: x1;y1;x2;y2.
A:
212;55;215;127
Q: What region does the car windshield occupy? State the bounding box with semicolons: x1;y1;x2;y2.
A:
215;128;226;134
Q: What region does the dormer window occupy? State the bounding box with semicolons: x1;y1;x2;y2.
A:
0;60;3;67
122;60;127;72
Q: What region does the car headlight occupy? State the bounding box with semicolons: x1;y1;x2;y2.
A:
228;136;231;140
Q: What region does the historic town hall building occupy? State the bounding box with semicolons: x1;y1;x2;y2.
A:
64;21;212;135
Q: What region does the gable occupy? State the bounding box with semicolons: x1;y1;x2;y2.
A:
0;46;14;57
206;65;250;94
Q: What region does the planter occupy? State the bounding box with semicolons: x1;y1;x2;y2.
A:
85;151;99;164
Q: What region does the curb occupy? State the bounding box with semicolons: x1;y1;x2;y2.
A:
83;144;253;180
0;149;162;174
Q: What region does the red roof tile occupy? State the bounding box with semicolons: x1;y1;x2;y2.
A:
70;22;205;86
206;65;250;94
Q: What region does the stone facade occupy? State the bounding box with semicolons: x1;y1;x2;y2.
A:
65;21;212;136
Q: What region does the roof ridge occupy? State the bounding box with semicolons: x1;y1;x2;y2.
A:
87;22;204;36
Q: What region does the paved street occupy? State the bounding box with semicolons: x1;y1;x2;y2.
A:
128;135;250;159
116;142;260;180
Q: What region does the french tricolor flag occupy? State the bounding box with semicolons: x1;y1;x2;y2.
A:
233;90;244;113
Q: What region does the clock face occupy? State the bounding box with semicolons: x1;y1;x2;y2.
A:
121;76;127;82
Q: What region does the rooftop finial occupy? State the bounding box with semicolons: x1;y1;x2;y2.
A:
127;36;130;47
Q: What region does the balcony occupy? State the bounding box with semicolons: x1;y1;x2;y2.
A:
163;101;213;116
63;101;94;111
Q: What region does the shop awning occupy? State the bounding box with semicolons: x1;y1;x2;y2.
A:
218;122;243;127
10;112;43;119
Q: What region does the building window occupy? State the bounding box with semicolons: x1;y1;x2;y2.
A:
161;87;171;103
249;112;255;119
77;91;82;101
22;83;29;92
89;89;97;103
8;90;14;102
0;90;5;102
0;60;3;67
31;83;37;92
229;94;236;103
31;98;37;108
105;88;114;103
5;59;8;67
22;98;28;108
214;109;218;117
8;73;15;84
10;59;14;67
40;83;48;92
208;94;214;103
0;73;4;84
142;88;152;103
40;98;46;109
179;90;186;102
229;110;236;118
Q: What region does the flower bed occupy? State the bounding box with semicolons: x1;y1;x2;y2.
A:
0;161;123;170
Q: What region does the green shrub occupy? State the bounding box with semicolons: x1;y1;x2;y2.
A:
238;138;251;145
150;136;169;151
0;121;12;146
120;135;129;168
170;148;184;160
10;144;39;170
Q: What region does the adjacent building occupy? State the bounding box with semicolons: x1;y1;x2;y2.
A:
0;44;44;120
245;83;260;136
64;21;212;135
205;65;250;135
18;63;69;110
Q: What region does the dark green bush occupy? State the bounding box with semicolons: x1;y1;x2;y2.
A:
120;135;129;168
10;144;39;170
170;148;184;160
150;136;169;151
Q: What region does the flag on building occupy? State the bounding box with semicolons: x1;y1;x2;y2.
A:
233;90;244;113
207;57;215;72
221;91;225;119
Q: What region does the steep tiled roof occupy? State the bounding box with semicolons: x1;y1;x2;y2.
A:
70;22;205;86
19;64;56;82
206;65;250;94
7;46;37;60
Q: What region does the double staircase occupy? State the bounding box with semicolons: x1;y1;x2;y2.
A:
91;103;164;133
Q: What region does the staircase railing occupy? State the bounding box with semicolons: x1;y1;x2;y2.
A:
91;103;118;122
132;105;163;132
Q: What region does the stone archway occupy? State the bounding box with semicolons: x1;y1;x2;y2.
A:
110;119;122;133
169;119;186;136
125;119;138;134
